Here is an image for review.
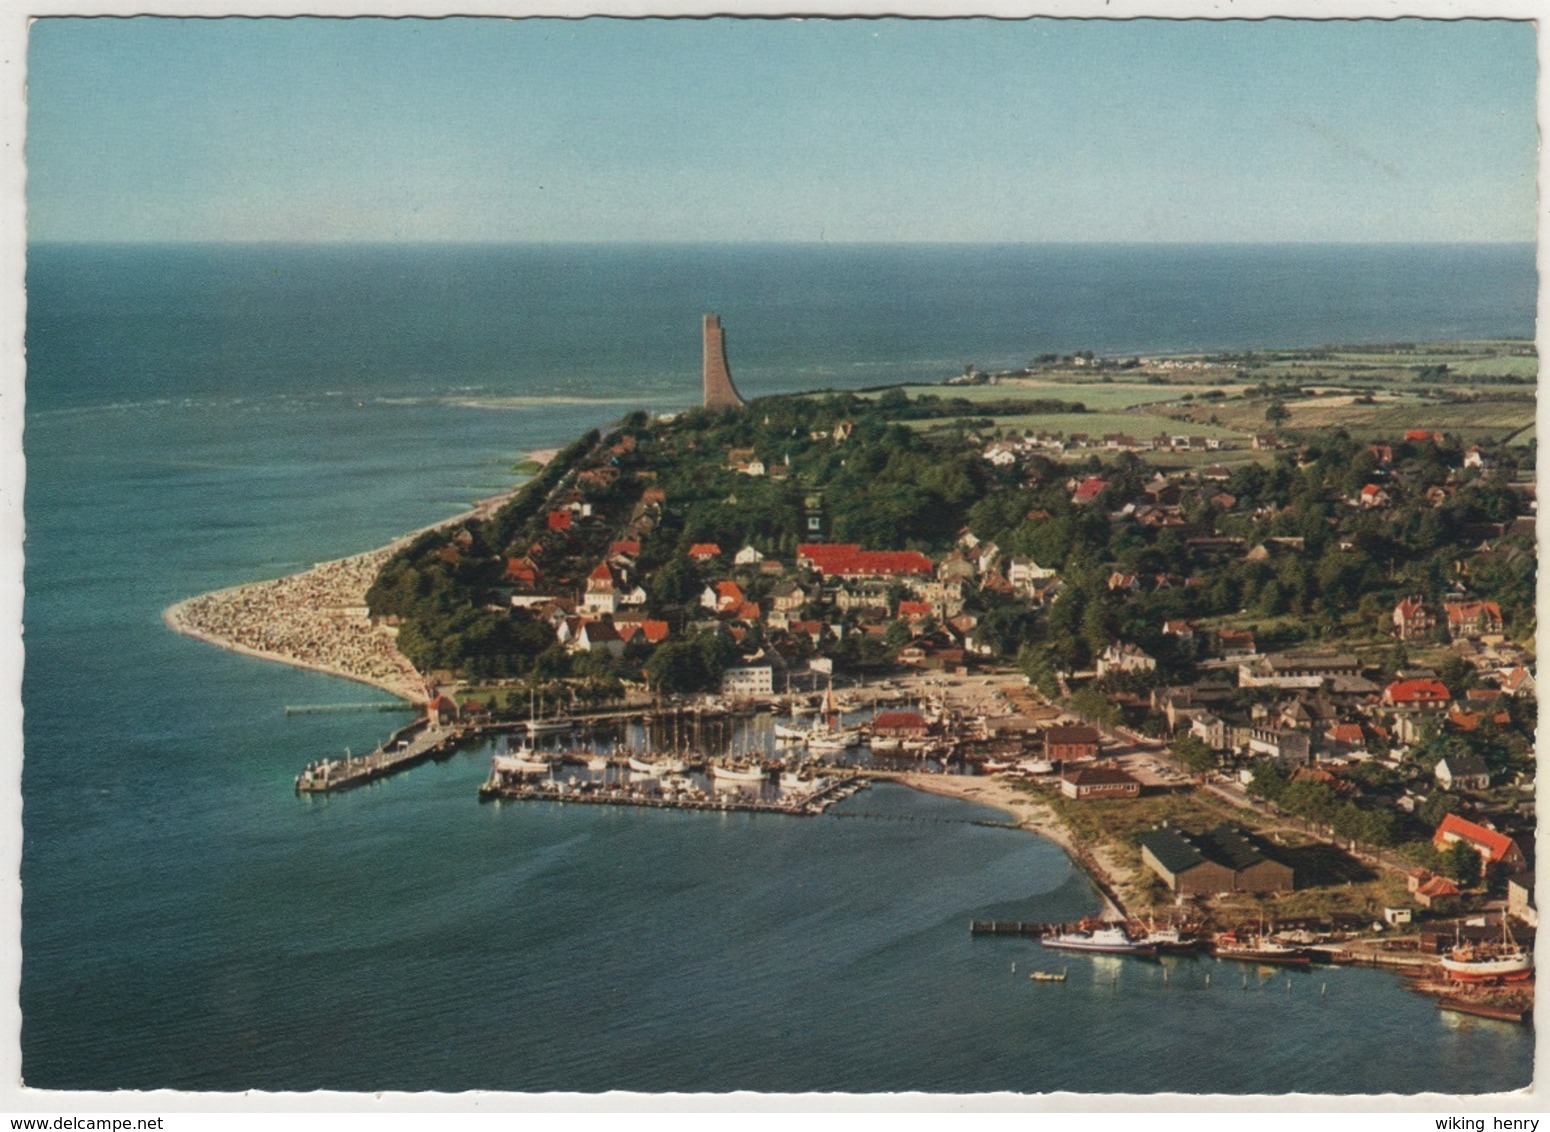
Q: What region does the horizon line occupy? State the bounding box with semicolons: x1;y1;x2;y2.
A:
27;237;1537;249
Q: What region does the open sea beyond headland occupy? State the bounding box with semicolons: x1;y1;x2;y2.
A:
21;242;1536;1094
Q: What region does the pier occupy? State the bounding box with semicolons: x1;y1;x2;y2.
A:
295;721;463;793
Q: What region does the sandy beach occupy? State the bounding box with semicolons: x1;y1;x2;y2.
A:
164;488;520;704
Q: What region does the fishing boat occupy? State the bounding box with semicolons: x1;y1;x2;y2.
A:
1439;920;1534;983
1210;931;1311;967
1040;924;1159;956
1136;916;1202;954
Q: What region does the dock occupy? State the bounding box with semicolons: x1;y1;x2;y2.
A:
295;722;462;793
477;771;865;816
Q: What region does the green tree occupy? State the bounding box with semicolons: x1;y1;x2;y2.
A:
1170;734;1217;774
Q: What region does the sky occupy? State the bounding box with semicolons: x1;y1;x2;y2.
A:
24;17;1539;244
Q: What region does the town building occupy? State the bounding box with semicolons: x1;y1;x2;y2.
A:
1059;765;1141;800
1043;724;1101;762
1137;824;1295;896
1432;813;1528;874
720;665;773;698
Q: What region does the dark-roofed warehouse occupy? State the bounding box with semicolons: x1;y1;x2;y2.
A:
1137;824;1295;896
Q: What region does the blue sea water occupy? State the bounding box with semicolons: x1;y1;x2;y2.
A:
21;242;1536;1094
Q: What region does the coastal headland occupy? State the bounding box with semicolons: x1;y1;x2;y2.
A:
165;339;1536;1013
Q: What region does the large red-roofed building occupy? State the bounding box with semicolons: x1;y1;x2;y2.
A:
797;543;933;579
1433;813;1527;872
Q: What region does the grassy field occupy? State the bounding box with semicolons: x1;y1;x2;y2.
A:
886;381;1240;411
1022;780;1408;926
1178;392;1533;441
915;409;1246;441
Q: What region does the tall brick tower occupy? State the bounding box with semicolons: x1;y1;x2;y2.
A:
702;314;746;410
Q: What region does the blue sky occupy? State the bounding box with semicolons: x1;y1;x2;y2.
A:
25;17;1538;244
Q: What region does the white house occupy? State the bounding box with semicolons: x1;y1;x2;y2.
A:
720;665;774;698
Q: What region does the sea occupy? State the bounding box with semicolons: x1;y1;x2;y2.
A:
20;242;1537;1095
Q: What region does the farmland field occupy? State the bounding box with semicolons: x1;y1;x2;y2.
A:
884;381;1238;411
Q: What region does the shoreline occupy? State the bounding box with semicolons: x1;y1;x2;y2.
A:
894;772;1129;920
163;487;520;705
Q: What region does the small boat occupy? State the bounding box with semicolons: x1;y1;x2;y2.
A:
807;730;860;752
708;762;769;784
1210;932;1311;967
1136;916;1202;954
1030;970;1068;983
1041;925;1158;956
1439;921;1534;983
867;735;903;753
774;722;810;743
491;752;553;777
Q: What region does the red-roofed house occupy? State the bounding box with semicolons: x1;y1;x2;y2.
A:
1499;666;1536;698
609;539;642;561
1382;679;1451;709
1407;870;1461;910
1043;724;1101;761
425;694;460;726
688;543;723;562
1405;429;1444;443
1392;596;1436;641
583;563;620;615
1444;600;1504;639
898;600;933;623
702;580;745;613
547;510;573;532
1433;813;1527;872
1323;722;1369;755
1071;477;1108;505
1358;484;1391;509
871;711;931;740
505;557;541;587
